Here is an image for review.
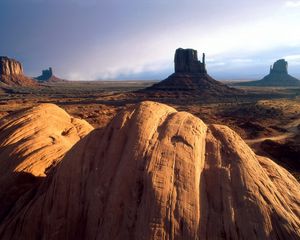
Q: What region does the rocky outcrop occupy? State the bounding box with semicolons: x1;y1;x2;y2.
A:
36;67;53;81
236;59;300;87
0;56;36;87
35;67;64;82
270;59;288;74
0;56;23;76
0;101;299;239
146;48;242;98
174;48;207;74
0;104;93;222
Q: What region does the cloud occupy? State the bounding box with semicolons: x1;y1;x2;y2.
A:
285;1;300;7
284;54;300;60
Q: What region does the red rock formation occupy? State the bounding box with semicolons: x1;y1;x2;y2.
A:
0;57;23;76
146;48;242;98
0;56;37;87
0;104;93;222
0;102;299;239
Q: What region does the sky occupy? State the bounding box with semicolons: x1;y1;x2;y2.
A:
1;0;300;80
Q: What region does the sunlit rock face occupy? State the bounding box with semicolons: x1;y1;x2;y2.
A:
0;104;93;222
0;101;299;240
0;56;23;76
0;56;37;87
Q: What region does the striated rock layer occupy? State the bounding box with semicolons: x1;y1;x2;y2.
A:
0;56;23;76
0;104;93;221
0;101;299;239
0;56;37;87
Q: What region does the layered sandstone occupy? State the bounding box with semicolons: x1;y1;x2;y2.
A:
0;104;93;221
0;56;23;76
0;56;37;87
0;101;299;239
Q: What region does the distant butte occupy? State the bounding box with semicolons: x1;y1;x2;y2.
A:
0;56;36;87
35;67;65;82
236;59;300;87
146;48;242;98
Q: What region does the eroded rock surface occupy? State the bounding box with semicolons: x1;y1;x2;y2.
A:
0;56;23;76
0;104;93;221
0;56;36;87
0;101;299;239
174;48;207;74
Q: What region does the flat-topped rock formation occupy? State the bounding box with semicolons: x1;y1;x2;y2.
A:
0;56;23;76
236;59;300;87
146;48;242;98
174;48;207;74
0;56;36;87
0;104;93;222
0;101;299;239
35;67;65;82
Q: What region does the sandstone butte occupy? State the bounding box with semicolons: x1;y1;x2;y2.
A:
236;59;300;87
146;48;242;98
0;56;37;87
0;101;299;239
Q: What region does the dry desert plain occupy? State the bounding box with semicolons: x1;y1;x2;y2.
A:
1;81;300;180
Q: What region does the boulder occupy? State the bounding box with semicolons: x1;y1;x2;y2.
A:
0;101;299;239
0;104;93;222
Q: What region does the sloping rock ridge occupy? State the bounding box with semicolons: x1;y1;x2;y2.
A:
0;101;299;239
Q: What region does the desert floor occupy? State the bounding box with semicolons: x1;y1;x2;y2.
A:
1;81;299;180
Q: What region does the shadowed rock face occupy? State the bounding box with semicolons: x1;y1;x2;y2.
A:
271;59;288;74
174;48;207;74
36;67;53;81
237;59;300;87
0;56;36;87
35;67;64;82
0;101;299;240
